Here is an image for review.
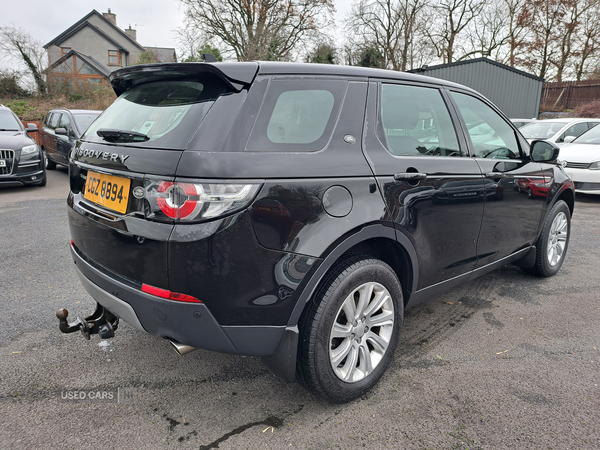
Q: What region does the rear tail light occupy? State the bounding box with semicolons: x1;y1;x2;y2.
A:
144;179;260;222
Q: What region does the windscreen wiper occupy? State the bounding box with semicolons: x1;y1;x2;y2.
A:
97;128;149;143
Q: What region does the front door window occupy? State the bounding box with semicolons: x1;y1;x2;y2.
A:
450;92;521;159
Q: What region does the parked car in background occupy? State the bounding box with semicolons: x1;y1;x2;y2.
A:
557;124;600;195
519;118;600;145
510;118;536;128
0;104;46;188
40;109;102;169
60;61;574;404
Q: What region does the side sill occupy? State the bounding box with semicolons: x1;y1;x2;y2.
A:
406;247;531;309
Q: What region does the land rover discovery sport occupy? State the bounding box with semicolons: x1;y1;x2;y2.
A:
60;61;574;403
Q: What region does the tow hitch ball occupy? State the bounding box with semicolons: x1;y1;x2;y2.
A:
56;303;119;340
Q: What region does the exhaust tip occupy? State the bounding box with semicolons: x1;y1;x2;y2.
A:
167;339;197;356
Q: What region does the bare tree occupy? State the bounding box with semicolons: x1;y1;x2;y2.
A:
178;0;334;61
573;0;600;80
0;24;46;95
427;0;484;63
461;0;510;60
345;0;428;71
519;0;565;80
502;0;532;67
548;0;594;81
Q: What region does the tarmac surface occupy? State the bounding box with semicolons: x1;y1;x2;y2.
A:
1;167;599;449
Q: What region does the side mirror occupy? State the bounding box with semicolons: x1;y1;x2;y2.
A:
530;140;560;163
26;123;38;132
55;127;68;136
563;135;576;144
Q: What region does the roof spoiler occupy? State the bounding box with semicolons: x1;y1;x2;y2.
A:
109;62;259;96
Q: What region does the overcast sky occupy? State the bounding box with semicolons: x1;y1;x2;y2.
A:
2;0;354;60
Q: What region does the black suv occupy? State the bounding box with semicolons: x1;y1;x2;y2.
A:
0;105;46;188
62;62;574;403
40;109;102;170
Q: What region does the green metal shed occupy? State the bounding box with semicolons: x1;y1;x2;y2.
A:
408;58;544;119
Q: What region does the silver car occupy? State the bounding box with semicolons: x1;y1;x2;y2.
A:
520;118;600;145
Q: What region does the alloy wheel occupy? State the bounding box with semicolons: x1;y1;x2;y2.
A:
329;282;395;383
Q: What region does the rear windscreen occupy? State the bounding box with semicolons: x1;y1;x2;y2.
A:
82;73;234;150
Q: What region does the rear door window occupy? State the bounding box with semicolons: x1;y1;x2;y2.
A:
380;83;461;157
246;79;346;152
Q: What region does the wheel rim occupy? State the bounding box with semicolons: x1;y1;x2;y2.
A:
329;282;395;383
547;212;568;267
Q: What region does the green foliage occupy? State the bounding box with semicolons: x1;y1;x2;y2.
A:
136;51;158;65
5;100;35;118
183;44;223;62
305;44;337;64
135;49;170;65
358;47;384;69
69;94;84;102
0;71;30;98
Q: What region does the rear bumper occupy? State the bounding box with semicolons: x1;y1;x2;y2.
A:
71;244;285;356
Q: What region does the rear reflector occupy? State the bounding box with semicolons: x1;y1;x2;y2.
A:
141;284;202;303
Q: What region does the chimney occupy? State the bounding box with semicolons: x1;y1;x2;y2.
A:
125;25;137;42
103;8;117;25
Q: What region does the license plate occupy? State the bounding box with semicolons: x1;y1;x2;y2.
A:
0;160;5;167
84;171;131;214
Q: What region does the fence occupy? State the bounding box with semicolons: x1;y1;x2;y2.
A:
541;80;600;110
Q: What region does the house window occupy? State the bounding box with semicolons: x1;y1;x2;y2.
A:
108;50;121;65
61;47;71;56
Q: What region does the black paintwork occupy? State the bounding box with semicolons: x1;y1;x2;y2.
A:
67;62;575;378
41;109;102;168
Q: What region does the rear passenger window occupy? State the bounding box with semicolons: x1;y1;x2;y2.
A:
247;79;346;152
380;84;461;157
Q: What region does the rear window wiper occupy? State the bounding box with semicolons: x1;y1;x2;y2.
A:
0;129;19;131
97;128;149;143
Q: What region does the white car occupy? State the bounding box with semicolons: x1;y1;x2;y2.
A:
558;125;600;195
520;118;600;145
510;118;536;128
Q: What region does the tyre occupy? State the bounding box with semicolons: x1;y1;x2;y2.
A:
527;188;533;198
46;153;56;170
530;200;570;277
297;256;403;403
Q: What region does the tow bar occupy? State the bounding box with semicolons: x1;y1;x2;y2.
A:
56;303;119;340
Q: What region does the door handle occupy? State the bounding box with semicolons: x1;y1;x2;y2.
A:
394;172;427;182
485;172;506;179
